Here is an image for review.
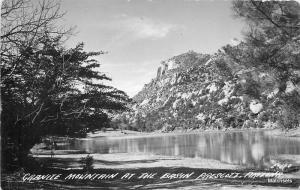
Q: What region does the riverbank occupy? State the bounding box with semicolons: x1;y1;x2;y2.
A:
264;128;300;138
32;152;240;170
30;151;300;180
30;128;300;172
7;128;300;189
86;127;300;139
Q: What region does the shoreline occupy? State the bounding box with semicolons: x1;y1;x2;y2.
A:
86;127;300;139
13;128;300;189
30;128;300;171
32;153;241;170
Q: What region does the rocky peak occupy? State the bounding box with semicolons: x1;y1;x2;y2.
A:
114;50;282;132
156;51;210;80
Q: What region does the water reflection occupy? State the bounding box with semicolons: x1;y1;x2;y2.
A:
63;131;300;168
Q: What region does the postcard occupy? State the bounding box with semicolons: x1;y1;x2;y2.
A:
1;0;300;189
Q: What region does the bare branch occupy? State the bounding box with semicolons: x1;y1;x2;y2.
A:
1;0;74;84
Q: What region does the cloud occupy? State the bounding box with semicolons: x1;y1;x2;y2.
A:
119;15;177;39
100;15;181;48
104;15;178;40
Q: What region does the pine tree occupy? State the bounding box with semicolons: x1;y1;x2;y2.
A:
224;0;300;128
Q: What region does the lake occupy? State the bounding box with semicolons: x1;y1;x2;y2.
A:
60;130;300;169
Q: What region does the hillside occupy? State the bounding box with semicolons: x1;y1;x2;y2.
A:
111;50;299;132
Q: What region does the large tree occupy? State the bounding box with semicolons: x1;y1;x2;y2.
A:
224;0;300;128
1;0;73;84
1;0;130;170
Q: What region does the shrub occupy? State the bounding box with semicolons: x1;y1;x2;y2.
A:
80;154;94;173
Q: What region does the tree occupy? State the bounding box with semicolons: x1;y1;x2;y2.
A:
1;0;130;170
1;0;73;85
224;0;300;128
2;33;130;170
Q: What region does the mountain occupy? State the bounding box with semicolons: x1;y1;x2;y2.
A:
111;50;299;132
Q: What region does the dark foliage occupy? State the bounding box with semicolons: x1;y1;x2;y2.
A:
224;0;300;128
1;0;130;171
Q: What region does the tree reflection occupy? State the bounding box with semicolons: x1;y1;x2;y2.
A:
66;131;300;169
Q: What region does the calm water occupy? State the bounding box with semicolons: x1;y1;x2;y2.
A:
63;130;300;168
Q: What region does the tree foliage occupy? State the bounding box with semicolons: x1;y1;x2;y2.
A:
1;0;73;84
224;0;300;128
1;0;130;170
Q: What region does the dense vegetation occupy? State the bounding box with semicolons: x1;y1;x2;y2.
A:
225;0;300;129
1;0;129;171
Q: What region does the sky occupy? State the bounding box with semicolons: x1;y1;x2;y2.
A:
60;0;245;97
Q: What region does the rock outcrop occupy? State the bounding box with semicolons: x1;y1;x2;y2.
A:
112;50;292;132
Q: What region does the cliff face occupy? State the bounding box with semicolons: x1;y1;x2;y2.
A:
112;50;298;132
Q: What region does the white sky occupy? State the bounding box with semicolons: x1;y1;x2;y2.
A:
60;0;245;97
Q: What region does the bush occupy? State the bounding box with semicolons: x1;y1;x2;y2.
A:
279;106;300;129
80;154;94;173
